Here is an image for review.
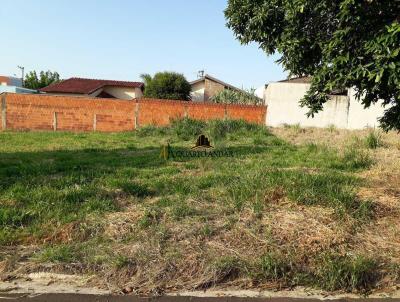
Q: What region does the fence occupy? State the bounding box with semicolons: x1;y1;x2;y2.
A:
0;93;267;132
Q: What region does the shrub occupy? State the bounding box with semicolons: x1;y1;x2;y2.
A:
208;119;267;140
210;88;263;106
170;118;206;140
342;147;373;170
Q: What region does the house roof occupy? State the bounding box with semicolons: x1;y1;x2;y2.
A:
277;76;312;83
277;76;347;95
39;77;144;94
190;74;244;92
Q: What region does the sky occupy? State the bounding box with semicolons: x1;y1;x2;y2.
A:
1;0;286;89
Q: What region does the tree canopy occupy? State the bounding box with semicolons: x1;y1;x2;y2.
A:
140;72;192;101
225;0;400;131
24;70;60;90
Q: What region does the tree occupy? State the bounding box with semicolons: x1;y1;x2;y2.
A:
24;70;60;90
140;72;191;101
225;0;400;131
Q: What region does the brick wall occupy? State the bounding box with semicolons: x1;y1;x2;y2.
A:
0;93;267;132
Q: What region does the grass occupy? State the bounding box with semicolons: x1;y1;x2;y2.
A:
0;118;396;294
365;129;383;149
315;254;379;292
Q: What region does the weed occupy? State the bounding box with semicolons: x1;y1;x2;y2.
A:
113;255;135;269
327;124;337;133
258;252;293;282
171;200;196;220
138;206;163;228
119;181;153;198
284;123;303;133
341;147;373;170
306;142;319;152
365;130;383;149
199;223;214;237
38;244;78;263
211;257;245;283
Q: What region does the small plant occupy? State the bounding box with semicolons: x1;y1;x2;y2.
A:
341;146;373;170
138;206;163;228
327;124;337;133
365;130;383;149
199;223;214;237
171;201;196;220
118;181;153;198
211;257;245;283
258;252;293;281
306;142;319;152
39;245;78;263
283;123;303;133
113;255;134;269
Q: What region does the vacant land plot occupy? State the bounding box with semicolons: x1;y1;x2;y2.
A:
0;119;399;295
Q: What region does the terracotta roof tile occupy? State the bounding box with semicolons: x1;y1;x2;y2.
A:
40;77;144;94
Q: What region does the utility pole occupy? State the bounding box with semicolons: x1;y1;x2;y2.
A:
17;66;24;87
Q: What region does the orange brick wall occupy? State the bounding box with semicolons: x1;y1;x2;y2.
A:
0;93;267;132
138;99;186;126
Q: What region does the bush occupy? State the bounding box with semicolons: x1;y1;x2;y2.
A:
136;118;269;142
342;147;373;170
210;88;263;106
170;118;206;140
208;119;266;140
141;72;192;101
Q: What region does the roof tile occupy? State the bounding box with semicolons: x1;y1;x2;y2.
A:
40;77;144;94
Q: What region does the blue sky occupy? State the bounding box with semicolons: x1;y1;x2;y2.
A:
1;0;286;89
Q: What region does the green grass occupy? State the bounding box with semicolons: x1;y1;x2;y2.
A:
0;119;372;242
0;118;379;292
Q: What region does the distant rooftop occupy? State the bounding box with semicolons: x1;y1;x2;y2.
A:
277;76;312;84
190;74;244;92
40;77;144;94
0;75;23;87
276;76;347;95
0;85;37;94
